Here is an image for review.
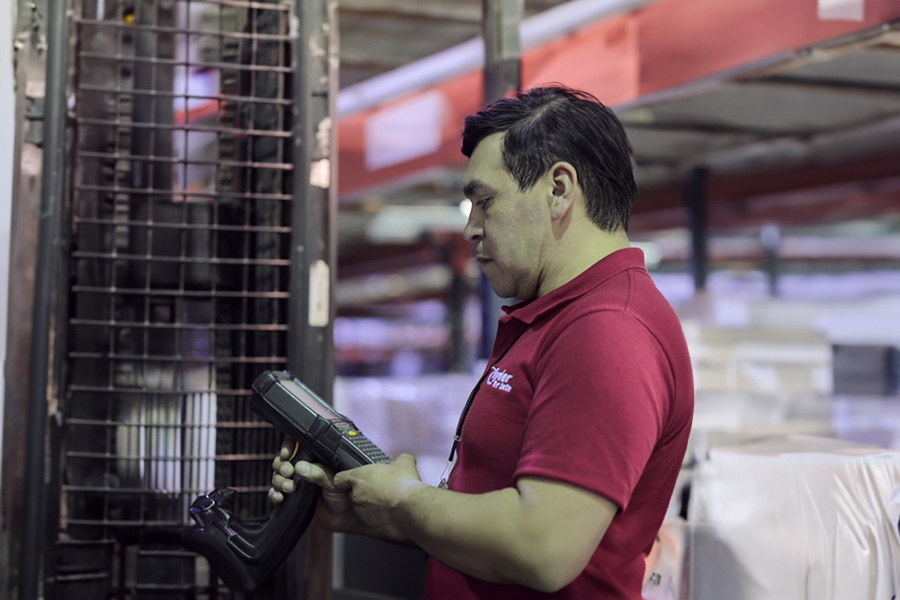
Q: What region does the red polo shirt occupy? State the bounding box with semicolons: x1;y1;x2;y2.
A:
425;248;694;599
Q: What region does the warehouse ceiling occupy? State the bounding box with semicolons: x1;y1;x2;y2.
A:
332;0;900;301
337;0;568;88
624;29;900;232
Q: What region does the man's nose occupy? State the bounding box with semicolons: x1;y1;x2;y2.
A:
464;211;483;243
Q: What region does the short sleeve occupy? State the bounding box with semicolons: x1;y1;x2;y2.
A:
514;310;673;511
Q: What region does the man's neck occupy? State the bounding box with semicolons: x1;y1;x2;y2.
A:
536;226;630;297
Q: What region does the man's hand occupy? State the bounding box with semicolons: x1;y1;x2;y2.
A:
268;441;423;543
331;454;426;542
269;440;363;533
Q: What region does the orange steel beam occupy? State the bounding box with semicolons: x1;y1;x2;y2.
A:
636;0;900;97
338;0;900;200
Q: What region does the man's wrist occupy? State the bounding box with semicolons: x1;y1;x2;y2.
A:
392;478;432;539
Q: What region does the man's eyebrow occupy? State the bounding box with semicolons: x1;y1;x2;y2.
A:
463;180;493;199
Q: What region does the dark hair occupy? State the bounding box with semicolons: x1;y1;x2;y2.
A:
461;85;637;231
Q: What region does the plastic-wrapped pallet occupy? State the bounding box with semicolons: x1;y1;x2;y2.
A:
687;435;900;600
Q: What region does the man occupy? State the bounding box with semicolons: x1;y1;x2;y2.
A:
271;85;694;599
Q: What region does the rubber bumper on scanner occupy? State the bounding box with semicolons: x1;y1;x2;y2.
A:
181;449;320;593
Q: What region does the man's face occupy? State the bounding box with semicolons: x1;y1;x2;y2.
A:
462;133;550;300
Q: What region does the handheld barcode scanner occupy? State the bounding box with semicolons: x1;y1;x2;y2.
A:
181;370;391;592
180;451;320;593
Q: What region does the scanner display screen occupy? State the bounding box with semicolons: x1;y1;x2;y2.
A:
281;379;341;421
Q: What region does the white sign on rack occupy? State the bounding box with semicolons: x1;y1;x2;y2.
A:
365;91;446;171
309;259;331;327
818;0;865;21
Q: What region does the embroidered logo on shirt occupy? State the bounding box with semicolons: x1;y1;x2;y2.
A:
487;367;513;392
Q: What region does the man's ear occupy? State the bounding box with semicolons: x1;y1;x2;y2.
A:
548;161;578;220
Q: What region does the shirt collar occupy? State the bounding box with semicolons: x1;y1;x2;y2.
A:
500;247;646;326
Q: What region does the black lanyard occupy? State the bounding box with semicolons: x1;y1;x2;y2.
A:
447;324;528;462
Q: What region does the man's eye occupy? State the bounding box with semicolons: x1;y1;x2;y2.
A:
476;198;492;209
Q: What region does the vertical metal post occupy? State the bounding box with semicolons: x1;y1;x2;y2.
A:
440;237;471;372
478;275;500;360
21;0;70;597
483;0;523;104
760;223;781;296
2;5;38;599
289;0;337;450
684;167;709;292
287;0;338;598
449;271;469;371
479;0;522;359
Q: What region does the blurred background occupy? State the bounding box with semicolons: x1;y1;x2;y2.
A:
2;0;899;599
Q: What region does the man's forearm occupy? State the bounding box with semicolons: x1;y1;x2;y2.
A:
303;457;613;592
396;483;539;586
392;479;602;593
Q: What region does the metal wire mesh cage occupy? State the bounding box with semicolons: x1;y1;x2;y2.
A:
57;0;307;596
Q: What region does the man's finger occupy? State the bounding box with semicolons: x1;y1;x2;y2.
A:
332;469;352;489
280;439;296;459
272;456;295;478
272;473;296;494
395;453;417;467
294;460;345;492
268;488;284;504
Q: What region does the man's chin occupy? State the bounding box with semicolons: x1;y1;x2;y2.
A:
481;266;520;299
488;282;517;300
